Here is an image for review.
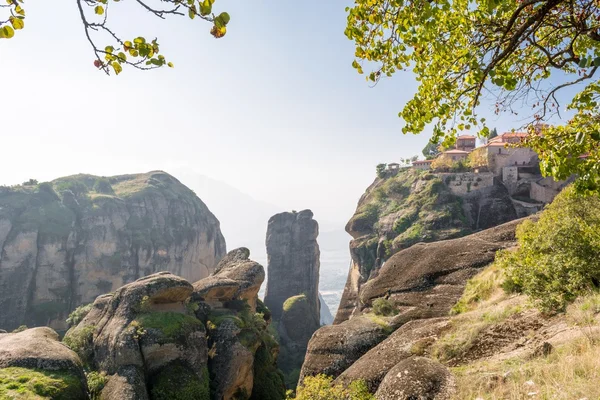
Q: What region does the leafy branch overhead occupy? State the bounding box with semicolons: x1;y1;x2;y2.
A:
346;0;600;192
0;0;230;75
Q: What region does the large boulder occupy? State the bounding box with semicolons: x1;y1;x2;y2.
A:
299;315;391;382
0;327;87;399
374;357;455;400
193;248;265;311
334;318;451;392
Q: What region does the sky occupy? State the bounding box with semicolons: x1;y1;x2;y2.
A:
0;0;523;227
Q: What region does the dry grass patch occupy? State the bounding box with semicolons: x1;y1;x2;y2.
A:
451;337;600;399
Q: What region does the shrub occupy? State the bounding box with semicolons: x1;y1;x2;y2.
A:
291;375;374;400
86;371;108;400
376;163;387;178
372;297;395;316
250;345;286;400
150;365;209;400
63;325;95;364
12;325;27;333
66;303;93;327
498;186;600;312
93;178;114;195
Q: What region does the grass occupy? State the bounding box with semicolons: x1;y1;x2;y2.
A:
0;367;83;400
451;337;600;399
282;294;307;312
451;264;505;315
134;312;203;342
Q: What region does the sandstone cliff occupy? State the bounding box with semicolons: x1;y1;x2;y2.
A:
336;168;518;323
0;171;226;332
264;210;321;387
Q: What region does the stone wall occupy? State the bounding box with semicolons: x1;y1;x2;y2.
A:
488;148;538;175
437;172;495;196
530;177;570;204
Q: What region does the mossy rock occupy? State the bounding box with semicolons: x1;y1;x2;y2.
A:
149;364;209;400
0;367;85;399
134;312;204;344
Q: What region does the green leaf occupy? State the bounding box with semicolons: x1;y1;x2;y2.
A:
168;62;174;68
105;46;114;54
112;62;122;75
9;16;24;30
134;37;145;44
594;57;600;67
579;57;587;68
117;52;127;61
0;25;15;39
95;5;104;15
188;6;196;19
215;12;231;26
199;0;212;16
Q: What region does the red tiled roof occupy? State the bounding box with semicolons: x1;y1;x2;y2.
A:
457;135;476;140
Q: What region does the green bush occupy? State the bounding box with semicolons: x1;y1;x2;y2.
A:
63;325;95;365
376;164;387;178
93;178;115;195
291;375;374;400
498;186;600;312
150;365;209;400
66;303;93;327
372;297;395;316
86;371;108;400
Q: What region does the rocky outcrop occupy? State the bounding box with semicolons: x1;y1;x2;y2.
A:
300;219;523;394
63;250;285;400
336;169;519;324
0;327;87;399
374;357;455;400
333;318;451;392
264;210;321;386
0;171;226;332
264;210;320;322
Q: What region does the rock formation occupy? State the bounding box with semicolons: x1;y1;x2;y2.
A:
62;249;285;400
336;168;519;323
0;171;226;332
264;210;321;386
0;327;88;399
300;219;523;395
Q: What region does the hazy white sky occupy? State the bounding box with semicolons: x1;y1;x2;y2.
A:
0;0;519;225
